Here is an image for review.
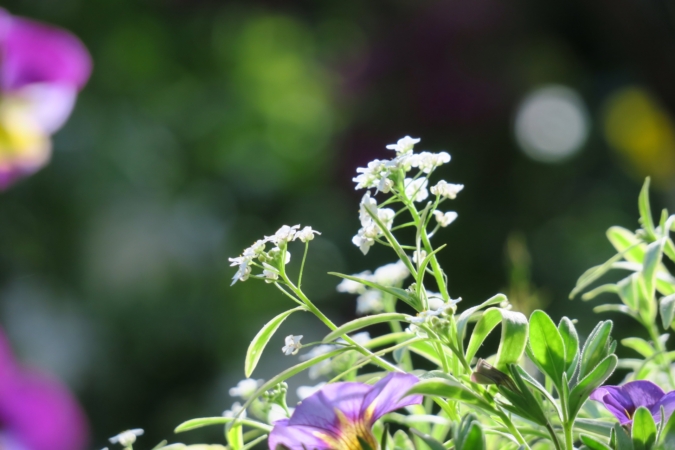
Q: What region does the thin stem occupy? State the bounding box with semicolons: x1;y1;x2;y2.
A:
495;411;530;449
563;422;574;450
546;422;563;450
297;242;309;289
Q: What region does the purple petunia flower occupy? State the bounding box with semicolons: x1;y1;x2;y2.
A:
590;380;675;425
0;8;91;189
0;328;89;450
268;372;422;450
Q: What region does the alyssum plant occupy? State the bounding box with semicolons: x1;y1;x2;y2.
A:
106;137;675;450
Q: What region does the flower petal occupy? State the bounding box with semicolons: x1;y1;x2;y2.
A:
360;373;422;424
268;418;333;450
651;391;675;423
621;380;665;410
0;9;92;91
288;382;371;434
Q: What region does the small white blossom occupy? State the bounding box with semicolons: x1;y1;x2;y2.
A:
223;401;247;419
352;229;376;255
412;250;427;263
433;210;458;227
356;290;384;315
430;180;464;199
230;262;252;286
282;335;304;355
229;378;263;399
427;292;446;310
109;429;144;446
410;151;451;173
353;193;395;255
266;225;300;246
373;260;409;286
296;226;320;243
297;382;326;400
377;208;395;229
262;264;279;283
353;160;390;191
336;271;372;294
386;136;420;154
404;178;429;202
359;192;379;225
409;307;444;324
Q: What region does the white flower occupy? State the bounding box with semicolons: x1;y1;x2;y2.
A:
410;151;451;173
223;401;247;419
352;229;376;255
336;271;372;294
404;178;429;202
433;210;458;227
427;292;446;310
409;307;444;324
230;262;252;286
109;429;144;446
386;136;420;154
262;264;279;283
430;180;464;199
359;192;379;226
267;225;300;245
377;208;395;229
412;250;427;263
296;226;320;243
229;378;263;399
282;335;303;355
297;382;326;400
353;159;390;191
268;247;291;265
356;290;384;315
373;260;409;286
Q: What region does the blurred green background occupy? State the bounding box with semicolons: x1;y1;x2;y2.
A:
3;0;675;447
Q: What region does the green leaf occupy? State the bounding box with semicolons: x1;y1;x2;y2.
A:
227;421;244;450
658;403;675;448
574;418;615;437
618;274;641;311
632;406;657;450
580;434;611;450
527;310;566;389
409;429;447;450
582;284;619;301
393;430;415;450
455;423;485;450
639;177;656;240
660;294;675;330
608;226;647;264
465;307;528;371
642;239;665;306
621;338;655;358
570;251;629;299
328;272;421;311
559;317;580;379
457;294;506;344
406;378;496;414
612;422;634;450
593;303;639;319
579;321;613;380
323;313;411;343
175;417;272;433
568;354;618;419
245;307;304;377
151;441;168;450
512;365;563;422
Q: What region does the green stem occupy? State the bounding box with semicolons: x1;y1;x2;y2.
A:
496;411;530;449
546;422;563;450
563;422;574;450
297;242;309;289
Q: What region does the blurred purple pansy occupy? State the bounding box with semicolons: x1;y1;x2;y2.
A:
0;8;91;189
590;380;675;425
0;328;89;450
268;372;422;450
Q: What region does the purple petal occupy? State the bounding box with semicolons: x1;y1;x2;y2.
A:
591;386;635;424
360;373;422;424
0;8;92;91
651;391;675;423
268;418;334;450
289;382;371;434
621;380;665;410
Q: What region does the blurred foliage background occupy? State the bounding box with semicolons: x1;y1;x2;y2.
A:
3;0;675;447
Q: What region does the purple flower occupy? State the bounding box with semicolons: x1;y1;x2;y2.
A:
0;8;91;189
269;373;422;450
0;328;89;450
590;380;675;424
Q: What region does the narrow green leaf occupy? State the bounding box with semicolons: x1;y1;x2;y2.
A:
465;308;528;371
175;417;272;433
582;284;619;301
612;422;633;450
456;423;485;450
632;406;657;450
559;317;580;379
660;294;675;330
457;294;506;344
151;441;168;450
580;434;611;450
329;272;421;310
593;303;639;319
570;251;630;299
227;421;244;450
323;313;410;343
512;365;563;422
659;403;675;448
621;337;655;358
245;307;304;377
527;310;566;389
579;321;613;380
639;177;656;239
568;354;618;419
406;379;496;414
409;429;447;450
642;239;665;302
574;418;615;437
607;226;647;264
618;273;640;310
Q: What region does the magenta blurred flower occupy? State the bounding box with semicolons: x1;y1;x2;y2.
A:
268;373;421;450
590;380;675;425
0;8;91;189
0;328;89;450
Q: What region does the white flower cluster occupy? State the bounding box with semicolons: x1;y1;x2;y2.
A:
299;332;371;379
109;429;144;447
229;225;320;285
351;137;463;254
229;378;264;399
353;136;452;193
336;261;410;315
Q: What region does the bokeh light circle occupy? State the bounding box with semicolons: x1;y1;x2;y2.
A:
514;85;590;163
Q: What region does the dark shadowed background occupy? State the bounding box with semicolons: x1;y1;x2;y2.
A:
3;0;675;447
